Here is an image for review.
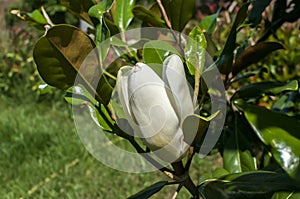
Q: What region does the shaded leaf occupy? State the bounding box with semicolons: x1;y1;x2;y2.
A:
232;80;298;100
162;0;195;31
132;5;166;28
232;42;284;76
234;99;300;180
33;25;112;105
199;171;300;199
103;15;120;36
113;0;135;31
185;26;207;75
248;0;272;27
128;181;168;199
59;0;95;25
217;3;249;74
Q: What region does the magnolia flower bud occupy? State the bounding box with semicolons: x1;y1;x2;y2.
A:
116;54;197;162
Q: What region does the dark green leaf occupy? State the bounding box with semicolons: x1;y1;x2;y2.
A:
217;3;249;74
132;5;166;28
59;0;95;25
232;80;298;100
128;181;168;199
113;0;135;31
232;42;284;76
103;15;120;36
199;8;221;35
162;0;195;31
33;25;112;105
234;100;300;180
231;67;267;83
199;171;300;199
185;26;207;75
223;127;257;173
142;40;180;75
248;0;272;27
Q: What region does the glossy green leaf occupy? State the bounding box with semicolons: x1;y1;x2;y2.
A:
128;181;168;199
217;3;249;74
87;103;114;132
199;8;221;35
132;5;166;28
232;42;284;76
142;40;180;75
162;0;195;31
248;0;272;27
59;0;95;25
88;0;114;18
33;25;112;105
113;0;135;31
223;127;257;173
232;80;298;100
272;191;300;199
185;26;207;75
10;9;47;29
234;100;300;180
88;0;114;43
65;84;99;106
199;171;300;199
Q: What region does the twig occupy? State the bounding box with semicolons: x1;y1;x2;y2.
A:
41;6;54;26
157;0;172;29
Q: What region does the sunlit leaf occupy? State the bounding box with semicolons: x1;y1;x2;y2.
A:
10;9;47;29
185;26;207;75
113;0;135;31
33;25;112;105
234;99;300;180
199;8;221;35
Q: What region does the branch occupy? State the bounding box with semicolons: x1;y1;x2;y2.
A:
157;0;172;29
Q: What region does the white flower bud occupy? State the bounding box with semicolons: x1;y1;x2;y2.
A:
116;55;197;162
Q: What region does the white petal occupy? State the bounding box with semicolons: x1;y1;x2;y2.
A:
162;55;194;122
127;63;180;139
116;66;136;133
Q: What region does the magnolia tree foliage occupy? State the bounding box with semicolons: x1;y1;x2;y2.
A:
11;0;300;198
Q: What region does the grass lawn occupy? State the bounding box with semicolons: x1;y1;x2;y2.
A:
0;95;219;198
